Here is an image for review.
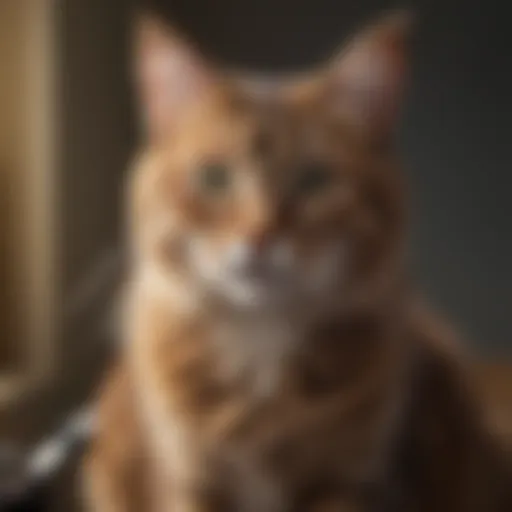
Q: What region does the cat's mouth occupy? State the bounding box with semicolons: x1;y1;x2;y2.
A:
219;274;292;309
187;237;291;307
231;258;291;286
206;258;294;308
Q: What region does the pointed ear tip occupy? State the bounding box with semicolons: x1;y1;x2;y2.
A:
132;9;179;38
379;9;416;37
132;7;159;28
132;10;190;55
131;10;163;41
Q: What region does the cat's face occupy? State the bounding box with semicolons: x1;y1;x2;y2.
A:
131;13;410;312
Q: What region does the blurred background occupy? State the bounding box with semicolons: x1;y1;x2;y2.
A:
0;0;510;510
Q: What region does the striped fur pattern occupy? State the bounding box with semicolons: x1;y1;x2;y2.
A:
84;11;512;512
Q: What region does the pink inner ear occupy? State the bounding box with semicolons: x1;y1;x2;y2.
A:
343;43;405;125
135;17;214;142
330;14;411;135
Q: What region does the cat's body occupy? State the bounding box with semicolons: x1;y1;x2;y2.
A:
84;12;512;512
85;299;511;512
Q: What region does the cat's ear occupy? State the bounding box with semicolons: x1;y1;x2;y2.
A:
133;13;216;143
326;11;413;139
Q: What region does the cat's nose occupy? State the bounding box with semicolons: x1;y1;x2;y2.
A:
242;195;275;254
249;228;273;254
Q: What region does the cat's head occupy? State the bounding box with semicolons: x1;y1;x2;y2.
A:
130;12;412;314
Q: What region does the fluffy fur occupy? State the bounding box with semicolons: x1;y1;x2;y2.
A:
83;11;511;512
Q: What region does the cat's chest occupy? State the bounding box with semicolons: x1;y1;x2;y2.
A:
211;316;300;399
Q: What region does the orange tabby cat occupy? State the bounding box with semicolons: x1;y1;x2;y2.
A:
83;11;511;512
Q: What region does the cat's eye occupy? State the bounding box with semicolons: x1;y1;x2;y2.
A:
295;162;333;197
197;162;231;194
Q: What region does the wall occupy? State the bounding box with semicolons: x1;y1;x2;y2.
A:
0;0;57;417
0;0;28;375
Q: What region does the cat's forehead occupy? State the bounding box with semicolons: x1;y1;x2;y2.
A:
228;71;315;102
230;73;286;100
168;74;349;166
191;78;337;154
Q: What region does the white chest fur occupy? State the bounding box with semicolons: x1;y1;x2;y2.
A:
212;315;300;399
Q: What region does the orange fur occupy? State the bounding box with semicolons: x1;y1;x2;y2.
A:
84;11;511;512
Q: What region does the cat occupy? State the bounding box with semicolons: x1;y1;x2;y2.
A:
83;10;512;512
